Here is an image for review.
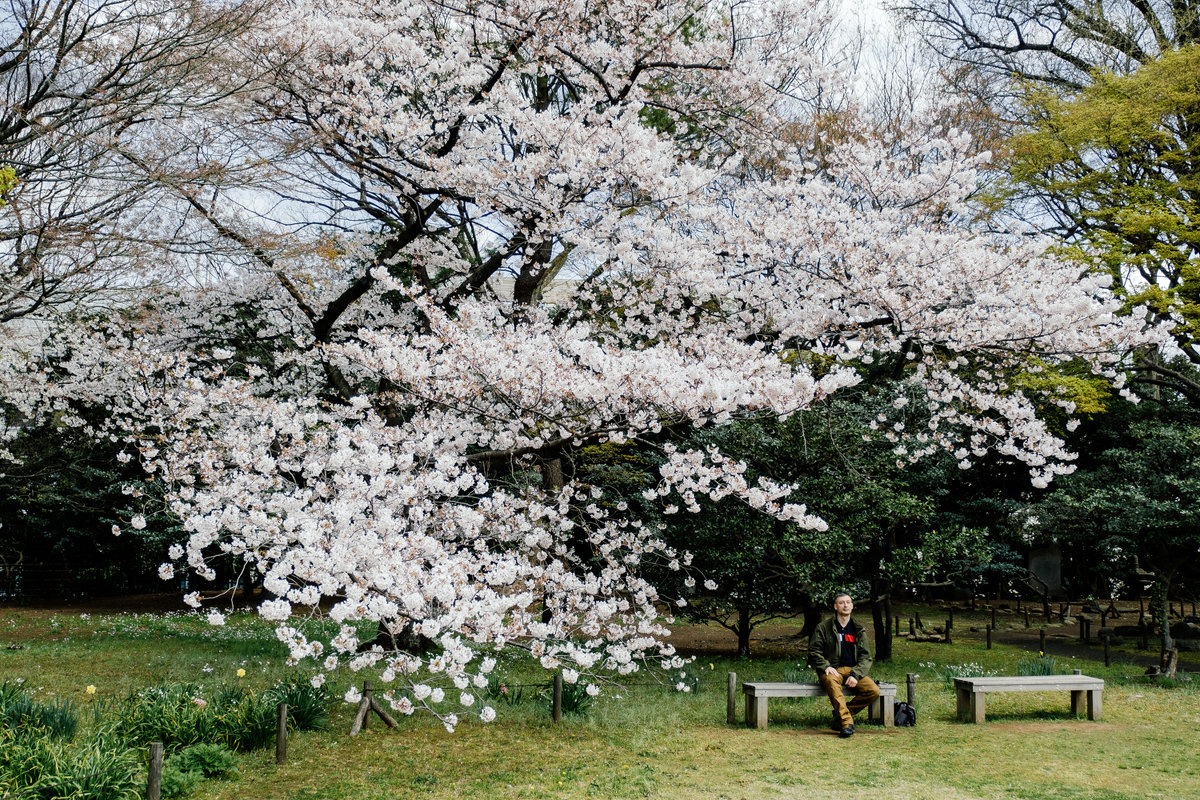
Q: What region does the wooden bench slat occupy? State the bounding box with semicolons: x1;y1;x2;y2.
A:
953;677;1103;692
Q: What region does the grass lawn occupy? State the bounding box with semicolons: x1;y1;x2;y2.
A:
2;605;1197;800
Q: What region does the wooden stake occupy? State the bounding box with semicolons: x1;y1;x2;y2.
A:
349;680;399;736
275;702;288;765
906;673;916;707
727;672;737;725
552;672;563;723
146;742;163;800
986;624;991;650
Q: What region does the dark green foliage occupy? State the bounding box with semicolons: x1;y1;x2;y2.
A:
593;389;951;656
263;675;332;732
1018;653;1058;676
1029;394;1200;593
0;417;179;601
168;742;237;778
0;682;79;741
546;680;594;717
159;763;202;799
0;724;142;800
110;682;280;753
483;675;526;707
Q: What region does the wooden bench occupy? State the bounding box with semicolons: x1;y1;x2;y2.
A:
954;674;1104;723
741;681;897;730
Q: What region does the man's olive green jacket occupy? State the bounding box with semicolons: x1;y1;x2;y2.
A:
806;616;872;681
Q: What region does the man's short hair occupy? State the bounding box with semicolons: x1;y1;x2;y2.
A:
832;591;852;604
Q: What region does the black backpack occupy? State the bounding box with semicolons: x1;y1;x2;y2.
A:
894;701;917;727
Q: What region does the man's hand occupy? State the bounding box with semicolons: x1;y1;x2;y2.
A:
845;675;858;688
825;666;839;678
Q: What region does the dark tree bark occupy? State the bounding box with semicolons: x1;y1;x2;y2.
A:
735;606;752;657
871;588;894;662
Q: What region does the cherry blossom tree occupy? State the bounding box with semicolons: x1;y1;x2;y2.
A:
46;0;1167;729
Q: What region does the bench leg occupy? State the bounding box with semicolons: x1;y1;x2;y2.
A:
956;686;968;721
1071;689;1085;717
745;694;768;730
1087;689;1102;721
969;691;985;723
882;695;894;727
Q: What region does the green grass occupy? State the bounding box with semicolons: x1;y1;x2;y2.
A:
3;605;1197;800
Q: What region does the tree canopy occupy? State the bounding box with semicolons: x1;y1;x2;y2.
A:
0;0;1168;726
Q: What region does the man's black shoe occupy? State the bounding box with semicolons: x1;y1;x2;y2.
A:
839;724;855;738
831;714;842;731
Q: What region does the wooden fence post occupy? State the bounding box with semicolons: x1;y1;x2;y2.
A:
552;672;563;723
349;680;400;736
906;673;916;707
1039;628;1046;654
986;624;992;650
146;742;163;800
944;618;952;645
1024;608;1030;628
275;702;288;765
726;672;737;725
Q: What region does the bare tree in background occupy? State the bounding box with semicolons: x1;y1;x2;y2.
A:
0;0;258;323
899;0;1198;90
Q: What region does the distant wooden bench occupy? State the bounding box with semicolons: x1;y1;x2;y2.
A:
741;681;897;730
954;674;1104;723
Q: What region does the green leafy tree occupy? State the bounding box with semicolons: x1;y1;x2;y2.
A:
1028;389;1200;668
0;417;178;599
906;0;1200;403
595;390;951;659
1007;46;1200;402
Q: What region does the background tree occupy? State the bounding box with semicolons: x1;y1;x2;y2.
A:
0;0;258;462
1006;47;1200;404
1028;385;1200;672
904;0;1200;403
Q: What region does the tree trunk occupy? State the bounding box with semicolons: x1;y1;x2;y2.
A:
1152;573;1176;668
736;606;752;657
360;619;436;655
798;594;822;640
871;588;893;662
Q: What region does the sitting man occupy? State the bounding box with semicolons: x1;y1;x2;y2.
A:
807;591;881;738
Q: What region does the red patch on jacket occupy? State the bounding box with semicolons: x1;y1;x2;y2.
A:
843;634;856;643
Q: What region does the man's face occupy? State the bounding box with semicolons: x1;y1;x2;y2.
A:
833;595;854;616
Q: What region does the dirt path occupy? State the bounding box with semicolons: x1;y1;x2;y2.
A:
7;593;1198;674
